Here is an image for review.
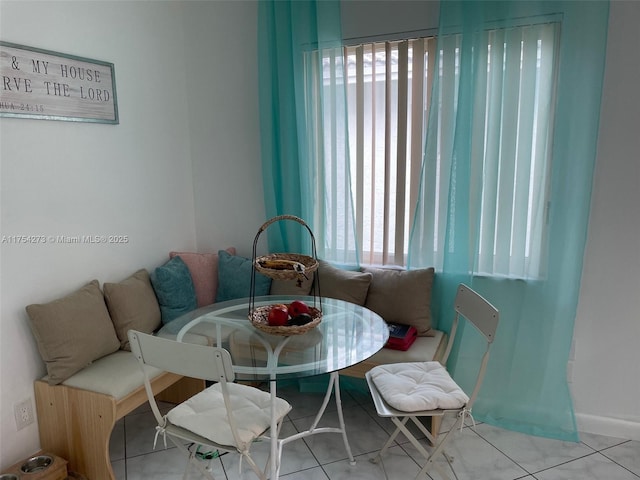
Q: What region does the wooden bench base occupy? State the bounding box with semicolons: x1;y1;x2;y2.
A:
34;374;204;480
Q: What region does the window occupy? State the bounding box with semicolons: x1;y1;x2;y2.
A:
305;22;559;279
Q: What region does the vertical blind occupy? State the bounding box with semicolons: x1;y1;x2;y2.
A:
344;38;438;266
474;24;559;279
306;22;559;278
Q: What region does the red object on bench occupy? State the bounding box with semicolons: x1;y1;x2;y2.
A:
385;323;418;351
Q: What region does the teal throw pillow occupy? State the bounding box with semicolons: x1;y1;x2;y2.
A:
215;250;271;302
150;256;197;324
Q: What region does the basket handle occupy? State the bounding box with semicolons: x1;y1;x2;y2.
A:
253;215;316;251
256;214;310;233
250;214;322;313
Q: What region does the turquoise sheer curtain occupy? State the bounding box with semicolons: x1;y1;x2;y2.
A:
257;0;357;261
409;0;609;440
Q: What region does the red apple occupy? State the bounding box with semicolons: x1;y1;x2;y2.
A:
288;300;310;317
267;305;289;326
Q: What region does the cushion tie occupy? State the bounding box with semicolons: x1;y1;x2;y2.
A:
154;422;168;450
459;407;476;431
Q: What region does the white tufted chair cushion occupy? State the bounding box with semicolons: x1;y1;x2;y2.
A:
369;361;469;412
167;381;291;449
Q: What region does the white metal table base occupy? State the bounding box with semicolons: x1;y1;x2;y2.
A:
265;371;356;479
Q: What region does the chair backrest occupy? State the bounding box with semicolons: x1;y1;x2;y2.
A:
128;330;235;383
454;284;499;344
440;284;499;365
128;330;255;455
439;284;499;409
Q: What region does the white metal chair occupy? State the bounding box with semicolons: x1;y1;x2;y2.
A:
366;284;499;479
128;330;292;480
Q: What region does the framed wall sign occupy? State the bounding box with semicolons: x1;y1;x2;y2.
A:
0;41;118;124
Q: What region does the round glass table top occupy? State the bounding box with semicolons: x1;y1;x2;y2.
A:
157;296;389;382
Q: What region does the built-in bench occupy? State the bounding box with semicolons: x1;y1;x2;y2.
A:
25;268;209;480
34;351;204;480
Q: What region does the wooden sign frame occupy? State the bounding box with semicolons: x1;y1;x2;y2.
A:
0;41;118;124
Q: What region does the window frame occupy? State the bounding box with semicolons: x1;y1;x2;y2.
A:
306;20;560;280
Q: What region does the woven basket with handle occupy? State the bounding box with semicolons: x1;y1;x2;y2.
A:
249;305;322;335
248;215;322;336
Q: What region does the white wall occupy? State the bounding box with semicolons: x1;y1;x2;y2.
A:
180;1;266;256
341;0;439;41
0;0;264;469
572;0;640;440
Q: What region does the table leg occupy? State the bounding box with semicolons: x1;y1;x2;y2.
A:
277;372;356;467
332;372;356;465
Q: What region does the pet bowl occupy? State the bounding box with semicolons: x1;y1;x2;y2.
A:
20;455;53;473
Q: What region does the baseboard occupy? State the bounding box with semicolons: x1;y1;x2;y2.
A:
575;413;640;441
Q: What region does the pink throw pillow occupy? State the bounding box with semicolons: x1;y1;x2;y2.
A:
170;247;236;307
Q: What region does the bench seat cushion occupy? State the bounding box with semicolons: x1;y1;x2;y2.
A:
57;350;163;400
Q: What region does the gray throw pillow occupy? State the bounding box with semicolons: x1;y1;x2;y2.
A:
26;280;121;384
362;267;435;336
315;260;372;305
104;269;161;350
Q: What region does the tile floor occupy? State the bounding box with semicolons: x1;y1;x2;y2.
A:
110;381;640;480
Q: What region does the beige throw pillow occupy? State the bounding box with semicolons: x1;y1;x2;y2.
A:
315;260;372;305
362;267;435;336
26;280;121;384
104;269;161;350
